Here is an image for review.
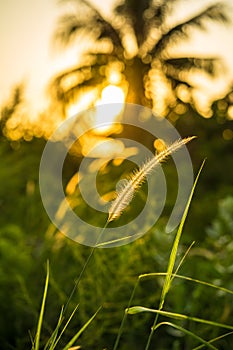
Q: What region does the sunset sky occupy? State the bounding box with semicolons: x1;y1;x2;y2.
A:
1;0;233;117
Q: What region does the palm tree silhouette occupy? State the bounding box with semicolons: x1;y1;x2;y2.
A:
51;0;229;117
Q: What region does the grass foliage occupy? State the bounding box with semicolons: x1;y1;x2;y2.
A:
0;131;233;349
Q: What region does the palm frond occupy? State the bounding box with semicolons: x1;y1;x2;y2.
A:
94;17;123;49
50;53;106;102
114;0;151;47
149;0;178;24
52;69;103;104
164;57;221;76
149;2;229;57
166;74;193;91
137;0;181;56
55;13;86;45
55;0;123;49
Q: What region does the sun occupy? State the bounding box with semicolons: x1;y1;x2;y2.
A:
100;84;125;104
94;84;125;133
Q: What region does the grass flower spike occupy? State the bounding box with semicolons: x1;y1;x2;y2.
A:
108;136;196;222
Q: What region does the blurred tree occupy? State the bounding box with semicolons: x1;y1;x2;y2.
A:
0;85;24;139
0;84;49;140
211;84;233;123
0;84;37;141
50;0;229;117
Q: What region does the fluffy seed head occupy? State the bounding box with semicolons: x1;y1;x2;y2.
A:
108;136;196;222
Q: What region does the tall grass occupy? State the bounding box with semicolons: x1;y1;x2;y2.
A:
32;137;233;349
31;261;100;350
113;160;233;349
57;137;195;304
108;137;195;222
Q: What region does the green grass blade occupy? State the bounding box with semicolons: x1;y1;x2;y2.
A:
113;279;140;350
153;322;218;350
145;160;206;350
193;331;233;349
95;233;143;248
29;330;35;349
62;307;101;350
33;261;49;350
160;160;206;309
63;222;109;315
44;306;64;350
172;241;195;279
139;272;233;296
50;304;79;350
127;307;233;330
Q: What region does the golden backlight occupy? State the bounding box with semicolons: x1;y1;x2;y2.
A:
66;83;126;158
94;84;125;133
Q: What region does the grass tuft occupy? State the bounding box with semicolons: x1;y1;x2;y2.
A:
31;261;100;350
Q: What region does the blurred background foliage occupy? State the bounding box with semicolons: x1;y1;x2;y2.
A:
0;0;233;349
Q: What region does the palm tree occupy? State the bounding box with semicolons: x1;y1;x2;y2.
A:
50;0;229;118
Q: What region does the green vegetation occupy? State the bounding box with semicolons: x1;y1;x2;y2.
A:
1;0;233;348
0;97;233;348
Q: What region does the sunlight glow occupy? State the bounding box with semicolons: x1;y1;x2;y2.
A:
67;89;98;118
63;84;126;158
227;105;233;120
85;139;125;158
108;70;122;85
94;84;125;133
101;85;125;104
154;138;166;153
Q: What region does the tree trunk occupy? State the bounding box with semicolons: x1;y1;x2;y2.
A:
118;57;154;151
124;57;149;106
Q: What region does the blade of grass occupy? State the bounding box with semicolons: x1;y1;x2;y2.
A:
145;160;206;349
113;278;140;350
139;272;233;296
62;307;101;350
63;222;109;316
33;260;49;350
153;322;218;350
50;304;79;350
113;242;195;350
127;306;233;330
193;331;233;350
44;306;64;350
160;160;206;309
29;330;35;349
95;232;143;247
172;241;195;279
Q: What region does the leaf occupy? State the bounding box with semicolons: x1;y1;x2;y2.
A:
63;307;101;350
154;322;218;350
150;3;229;56
127;307;233;331
32;261;49;350
159;160;205;310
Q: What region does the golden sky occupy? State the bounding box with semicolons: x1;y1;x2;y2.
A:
1;0;233;116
